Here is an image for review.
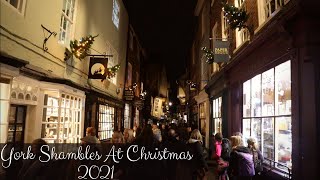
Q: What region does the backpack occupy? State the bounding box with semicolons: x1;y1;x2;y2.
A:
220;138;231;161
234;151;255;177
251;149;263;174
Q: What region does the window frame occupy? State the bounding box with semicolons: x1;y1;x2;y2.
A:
212;96;222;134
2;0;27;15
123;104;131;129
242;60;292;173
98;104;115;140
112;0;120;29
234;0;249;48
256;0;286;32
59;0;77;47
41;91;82;143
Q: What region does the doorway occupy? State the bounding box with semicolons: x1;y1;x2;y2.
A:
7;105;27;143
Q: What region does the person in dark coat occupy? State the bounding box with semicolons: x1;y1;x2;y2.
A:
125;125;167;180
186;129;208;180
229;136;255;180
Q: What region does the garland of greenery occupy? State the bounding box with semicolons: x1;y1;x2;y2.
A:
69;35;98;60
105;64;120;79
201;47;214;64
222;2;249;30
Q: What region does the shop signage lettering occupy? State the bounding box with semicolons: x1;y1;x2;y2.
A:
97;97;122;108
88;57;108;79
214;40;230;62
214;48;228;54
124;90;134;101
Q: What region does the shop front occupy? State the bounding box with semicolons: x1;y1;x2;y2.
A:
85;90;123;141
226;32;296;177
194;89;210;148
0;66;86;144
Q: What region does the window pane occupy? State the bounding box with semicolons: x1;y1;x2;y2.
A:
214;118;222;134
10;0;18;8
243;118;251;143
262;118;274;160
251;74;262;117
262;68;274;116
218;97;222;117
276;117;292;170
275;61;291;115
251;118;262;150
243;80;251;117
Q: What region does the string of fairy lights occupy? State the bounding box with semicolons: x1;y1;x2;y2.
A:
69;35;120;79
222;2;249;30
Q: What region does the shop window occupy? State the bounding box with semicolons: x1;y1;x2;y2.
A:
135;107;140;126
98;104;115;140
41;91;82;143
242;60;292;172
2;0;26;14
112;0;120;29
59;0;76;45
212;96;222;134
124;103;131;129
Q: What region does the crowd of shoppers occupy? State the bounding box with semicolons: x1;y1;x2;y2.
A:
2;121;264;180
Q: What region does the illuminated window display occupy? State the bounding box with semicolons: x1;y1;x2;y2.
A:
42;91;82;143
242;60;292;171
212;96;222;134
124;103;131;129
98;105;115;140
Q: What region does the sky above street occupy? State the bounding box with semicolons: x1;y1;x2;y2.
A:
123;0;197;82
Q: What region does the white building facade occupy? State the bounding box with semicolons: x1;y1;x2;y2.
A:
0;0;128;143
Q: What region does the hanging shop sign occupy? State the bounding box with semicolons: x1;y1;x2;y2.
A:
88;57;108;79
134;100;144;110
214;40;230;62
124;90;134;101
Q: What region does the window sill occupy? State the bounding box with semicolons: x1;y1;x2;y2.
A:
233;39;250;54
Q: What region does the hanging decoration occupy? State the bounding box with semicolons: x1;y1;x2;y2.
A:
222;2;249;30
201;47;214;64
69;35;98;60
105;64;120;79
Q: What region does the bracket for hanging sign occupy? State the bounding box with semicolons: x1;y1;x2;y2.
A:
41;24;57;52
